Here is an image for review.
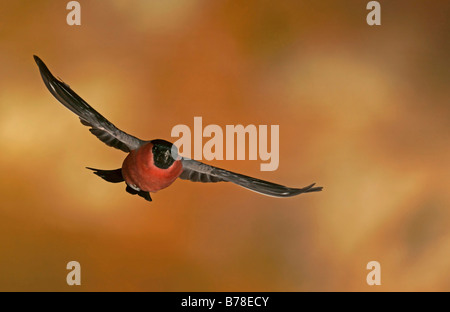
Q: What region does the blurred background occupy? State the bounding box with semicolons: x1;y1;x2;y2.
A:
0;0;449;291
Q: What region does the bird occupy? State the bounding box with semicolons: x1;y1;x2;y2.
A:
33;55;323;202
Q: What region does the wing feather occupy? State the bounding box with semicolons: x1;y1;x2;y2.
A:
180;158;323;197
34;55;145;152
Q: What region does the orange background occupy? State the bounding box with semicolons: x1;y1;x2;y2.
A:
0;1;449;291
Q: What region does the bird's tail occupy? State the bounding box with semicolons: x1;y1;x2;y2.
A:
86;167;124;183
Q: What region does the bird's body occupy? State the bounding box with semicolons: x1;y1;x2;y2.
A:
122;140;183;193
34;55;322;202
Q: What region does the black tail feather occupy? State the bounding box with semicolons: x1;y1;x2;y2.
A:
86;167;124;183
87;168;152;202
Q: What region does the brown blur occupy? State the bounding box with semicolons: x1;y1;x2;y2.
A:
0;1;449;291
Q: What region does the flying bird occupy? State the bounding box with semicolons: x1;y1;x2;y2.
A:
34;55;322;202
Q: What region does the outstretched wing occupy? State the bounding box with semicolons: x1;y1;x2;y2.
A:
34;55;145;153
180;158;323;197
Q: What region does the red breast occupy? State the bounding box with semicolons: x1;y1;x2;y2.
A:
121;142;183;192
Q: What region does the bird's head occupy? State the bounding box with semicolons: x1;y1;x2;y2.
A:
150;139;179;169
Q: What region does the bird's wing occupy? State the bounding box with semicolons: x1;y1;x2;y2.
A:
180;158;323;197
34;55;145;153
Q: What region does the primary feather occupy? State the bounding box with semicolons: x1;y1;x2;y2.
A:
34;55;145;152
